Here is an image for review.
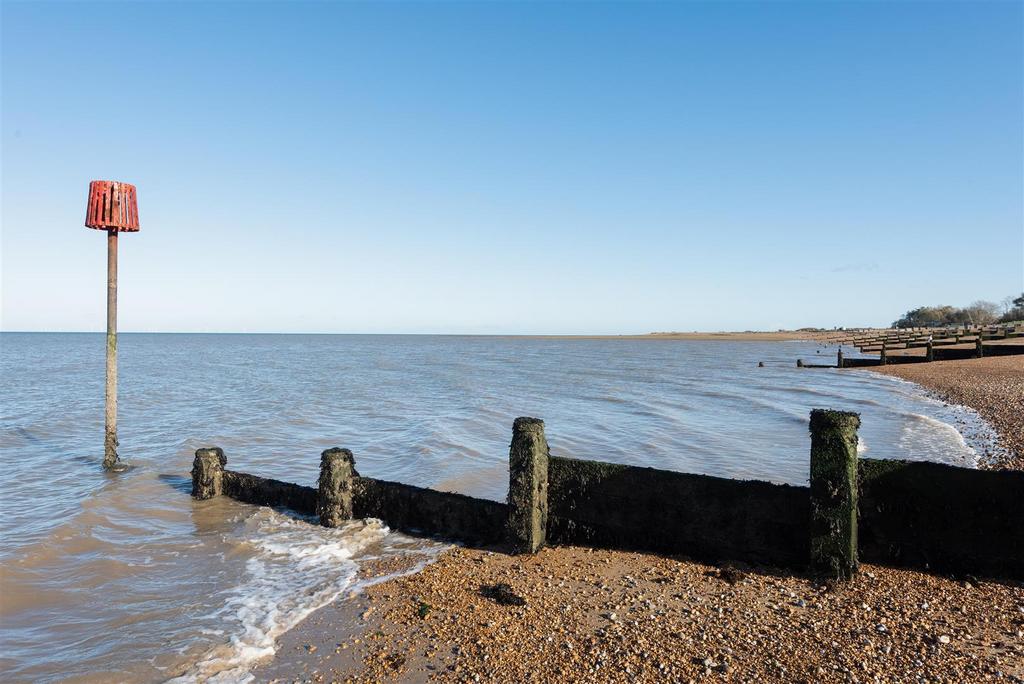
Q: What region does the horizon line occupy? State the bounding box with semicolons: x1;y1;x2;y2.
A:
0;328;864;336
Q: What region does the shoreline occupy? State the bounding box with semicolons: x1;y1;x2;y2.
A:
511;330;854;341
867;356;1024;471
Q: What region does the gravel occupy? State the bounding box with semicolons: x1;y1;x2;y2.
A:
295;545;1024;683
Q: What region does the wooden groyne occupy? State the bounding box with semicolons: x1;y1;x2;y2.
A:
191;413;1024;581
797;323;1024;368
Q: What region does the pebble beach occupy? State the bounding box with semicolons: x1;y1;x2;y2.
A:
265;546;1023;683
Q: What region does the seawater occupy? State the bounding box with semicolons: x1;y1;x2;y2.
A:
0;333;1002;682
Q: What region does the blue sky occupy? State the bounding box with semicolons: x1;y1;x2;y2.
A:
2;1;1021;334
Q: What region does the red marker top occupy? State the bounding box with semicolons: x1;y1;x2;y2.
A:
85;180;139;232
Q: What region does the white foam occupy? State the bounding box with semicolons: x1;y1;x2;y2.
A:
856;371;1005;467
897;412;978;467
167;509;394;683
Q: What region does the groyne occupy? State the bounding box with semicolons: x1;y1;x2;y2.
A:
191;412;1024;580
797;323;1024;368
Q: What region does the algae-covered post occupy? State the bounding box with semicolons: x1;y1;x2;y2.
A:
809;409;860;580
84;181;140;470
508;417;550;554
192;447;226;499
318;448;356;527
975;337;984;358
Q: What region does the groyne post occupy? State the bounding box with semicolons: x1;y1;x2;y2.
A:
809;409;861;580
837;348;844;369
318;447;356;527
975;338;984;359
926;340;934;362
508;417;549;554
192;447;226;499
879;343;887;366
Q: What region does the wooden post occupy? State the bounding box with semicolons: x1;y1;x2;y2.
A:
191;447;225;499
86;180;138;470
103;229;119;469
809;409;860;580
926;340;934;362
976;337;984;358
837;348;844;369
508;417;549;553
318;448;356;527
879;343;887;366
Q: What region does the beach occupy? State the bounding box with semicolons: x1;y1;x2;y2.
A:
263;546;1024;683
868;356;1024;470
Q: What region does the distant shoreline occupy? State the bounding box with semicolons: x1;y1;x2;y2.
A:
515;331;827;341
0;330;856;339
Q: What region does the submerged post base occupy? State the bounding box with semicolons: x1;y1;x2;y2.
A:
103;429;119;470
192;447;226;499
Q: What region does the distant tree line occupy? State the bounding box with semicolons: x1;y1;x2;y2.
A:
892;293;1024;328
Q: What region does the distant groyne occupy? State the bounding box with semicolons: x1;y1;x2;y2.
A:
191;412;1024;581
798;323;1024;368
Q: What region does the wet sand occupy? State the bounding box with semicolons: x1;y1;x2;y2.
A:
264;545;1024;683
868;356;1024;470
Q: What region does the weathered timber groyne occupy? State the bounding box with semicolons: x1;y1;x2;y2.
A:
796;323;1024;368
191;412;1024;580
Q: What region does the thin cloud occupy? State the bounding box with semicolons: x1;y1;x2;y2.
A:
831;262;880;273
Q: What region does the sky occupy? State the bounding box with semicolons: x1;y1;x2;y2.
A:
2;1;1022;334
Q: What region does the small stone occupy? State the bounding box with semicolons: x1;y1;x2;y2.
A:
480;583;526;607
938;635;951;644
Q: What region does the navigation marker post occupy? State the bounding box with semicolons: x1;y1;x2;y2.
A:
85;181;140;470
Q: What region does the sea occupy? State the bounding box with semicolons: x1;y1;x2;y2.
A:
0;333;1003;682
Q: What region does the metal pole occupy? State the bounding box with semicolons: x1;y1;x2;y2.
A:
103;228;119;469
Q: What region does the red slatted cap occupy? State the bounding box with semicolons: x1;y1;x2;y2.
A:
85;181;139;232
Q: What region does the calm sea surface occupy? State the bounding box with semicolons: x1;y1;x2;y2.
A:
0;333;1000;682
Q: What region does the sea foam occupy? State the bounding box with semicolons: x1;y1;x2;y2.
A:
167;509;434;683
